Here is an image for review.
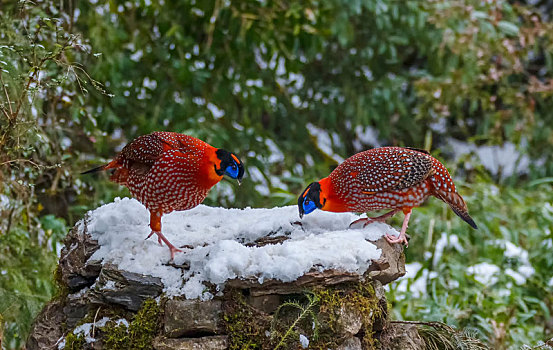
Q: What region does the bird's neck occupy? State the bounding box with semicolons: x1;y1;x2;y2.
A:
200;146;224;189
319;177;350;213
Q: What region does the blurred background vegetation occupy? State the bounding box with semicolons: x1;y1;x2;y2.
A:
1;0;553;348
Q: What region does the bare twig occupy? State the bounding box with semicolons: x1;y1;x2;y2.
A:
0;159;44;168
91;306;102;339
0;69;14;116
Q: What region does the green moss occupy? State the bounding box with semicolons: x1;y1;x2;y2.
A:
223;282;384;350
53;264;69;298
62;299;160;350
223;290;269;350
127;299;160;349
102;299;160;350
311;281;383;349
64;333;85;350
103;321;131;349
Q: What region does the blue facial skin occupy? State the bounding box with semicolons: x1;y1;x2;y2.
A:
225;162;239;179
302;197;318;215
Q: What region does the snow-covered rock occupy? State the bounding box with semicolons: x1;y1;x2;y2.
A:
75;197;398;299
28;198;409;350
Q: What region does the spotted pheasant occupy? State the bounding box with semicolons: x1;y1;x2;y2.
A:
298;147;476;246
83;131;244;259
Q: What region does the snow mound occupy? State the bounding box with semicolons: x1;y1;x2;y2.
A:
83;197;397;299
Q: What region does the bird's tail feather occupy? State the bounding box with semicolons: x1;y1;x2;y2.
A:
81;164;108;175
81;160;118;175
434;190;478;229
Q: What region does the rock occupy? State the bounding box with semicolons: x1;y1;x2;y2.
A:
336;304;363;336
58;220;102;291
372;279;388;332
26;300;65;350
336;336;362;350
28;212;418;350
379;323;425;350
368;237;406;285
87;264;163;311
153;335;228;350
163;299;223;337
246;294;281;314
64;291;90;329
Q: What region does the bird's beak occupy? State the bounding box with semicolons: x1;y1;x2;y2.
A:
299;212;304;219
237;179;242;186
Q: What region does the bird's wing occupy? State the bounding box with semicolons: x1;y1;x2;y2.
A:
354;148;434;193
117;132;206;177
120;133;165;165
155;132;206;154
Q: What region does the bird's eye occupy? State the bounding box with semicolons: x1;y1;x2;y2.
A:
232;164;237;170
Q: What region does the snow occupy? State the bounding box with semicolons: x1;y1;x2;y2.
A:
84;198;394;299
306;123;345;163
447;138;531;178
73;317;110;344
394;262;437;299
115;318;129;327
493;240;535;284
432;233;464;267
467;262;500;285
299;334;309;348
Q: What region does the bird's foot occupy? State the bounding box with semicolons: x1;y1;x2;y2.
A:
146;231;163;245
167;244;183;261
148;230;183;260
385;232;409;247
349;217;373;228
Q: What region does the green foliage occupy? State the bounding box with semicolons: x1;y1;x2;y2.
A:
387;180;553;349
409;321;489;350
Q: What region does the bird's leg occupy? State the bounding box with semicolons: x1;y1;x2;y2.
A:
385;209;411;247
146;211;163;245
349;209;400;228
147;211;182;260
152;231;183;261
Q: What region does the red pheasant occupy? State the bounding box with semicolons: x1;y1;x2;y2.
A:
298;147;476;246
83;132;244;259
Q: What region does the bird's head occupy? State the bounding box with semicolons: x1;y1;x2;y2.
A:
298;181;326;218
215;149;244;184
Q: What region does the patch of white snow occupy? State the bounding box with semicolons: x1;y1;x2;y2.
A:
467;262;500;285
86;198;394;299
299;334;309;348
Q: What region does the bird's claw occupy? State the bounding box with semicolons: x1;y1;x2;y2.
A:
349;218;370;228
385;233;409;247
146;231;164;245
168;246;183;261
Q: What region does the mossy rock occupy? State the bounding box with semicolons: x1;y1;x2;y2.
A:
60;299;160;350
223;280;386;350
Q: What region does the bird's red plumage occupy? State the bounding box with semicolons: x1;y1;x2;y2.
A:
319;147;461;212
313;147;475;246
108;132;222;214
90;131;231;259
